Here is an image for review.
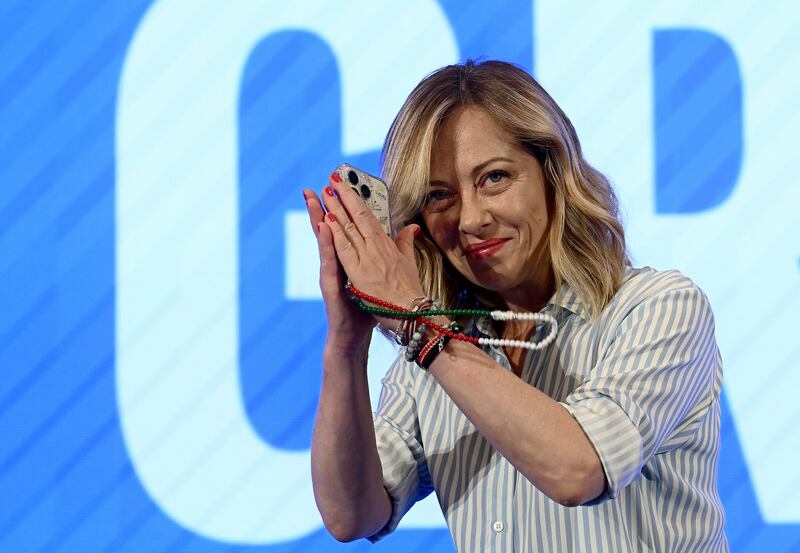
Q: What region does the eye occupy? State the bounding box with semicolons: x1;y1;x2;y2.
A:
423;188;455;213
427;189;453;202
483;170;509;186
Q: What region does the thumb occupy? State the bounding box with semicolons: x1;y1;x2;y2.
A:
394;224;421;258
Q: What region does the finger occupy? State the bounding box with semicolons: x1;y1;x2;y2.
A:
324;212;360;271
395;224;421;259
317;222;345;294
321;183;367;251
304;189;325;239
330;174;387;240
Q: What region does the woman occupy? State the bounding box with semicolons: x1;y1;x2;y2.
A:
304;60;726;552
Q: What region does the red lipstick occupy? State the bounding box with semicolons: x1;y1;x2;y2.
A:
464;238;510;260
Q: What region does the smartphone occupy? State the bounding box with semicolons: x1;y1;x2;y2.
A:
332;163;392;235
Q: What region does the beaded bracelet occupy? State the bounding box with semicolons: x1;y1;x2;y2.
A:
417;333;448;370
395;297;432;346
416;320;462;370
403;322;426;361
346;284;559;352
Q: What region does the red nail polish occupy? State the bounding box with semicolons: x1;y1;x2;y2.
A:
324;186;335;196
330;172;342;183
413;227;421;237
327;212;336;222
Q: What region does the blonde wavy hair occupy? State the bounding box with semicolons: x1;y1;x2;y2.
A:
381;59;629;320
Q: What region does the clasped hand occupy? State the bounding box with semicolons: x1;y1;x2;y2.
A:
303;173;425;349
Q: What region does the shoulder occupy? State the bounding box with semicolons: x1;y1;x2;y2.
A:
599;266;715;335
612;266;710;309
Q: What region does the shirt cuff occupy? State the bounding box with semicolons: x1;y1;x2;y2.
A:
366;467;420;542
560;397;643;504
367;418;425;542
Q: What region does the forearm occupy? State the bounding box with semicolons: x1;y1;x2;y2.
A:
310;341;391;541
429;338;605;506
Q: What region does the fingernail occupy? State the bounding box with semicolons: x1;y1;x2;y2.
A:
330;171;342;183
413;226;421;237
302;191;308;203
327;212;336;222
324;186;335;196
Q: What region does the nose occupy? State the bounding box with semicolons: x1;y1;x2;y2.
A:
457;192;492;236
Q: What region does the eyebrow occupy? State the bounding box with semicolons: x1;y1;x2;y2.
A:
429;156;515;186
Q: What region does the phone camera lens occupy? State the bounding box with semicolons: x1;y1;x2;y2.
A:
347;170;359;185
360;184;371;199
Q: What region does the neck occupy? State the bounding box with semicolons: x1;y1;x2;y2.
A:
495;267;556;340
500;266;555;314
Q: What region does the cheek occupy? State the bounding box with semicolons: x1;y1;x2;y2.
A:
521;209;551;247
528;209;548;230
424;213;460;250
512;192;548;226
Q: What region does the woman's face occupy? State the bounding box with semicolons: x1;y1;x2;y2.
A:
422;106;553;306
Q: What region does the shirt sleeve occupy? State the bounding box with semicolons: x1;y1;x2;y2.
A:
560;277;721;503
367;354;433;542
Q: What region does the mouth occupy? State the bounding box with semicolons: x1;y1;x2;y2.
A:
464;238;510;260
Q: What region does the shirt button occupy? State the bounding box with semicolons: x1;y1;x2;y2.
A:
493;520;504;533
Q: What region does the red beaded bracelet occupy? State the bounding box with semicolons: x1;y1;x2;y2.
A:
346;284;479;346
417;333;451;370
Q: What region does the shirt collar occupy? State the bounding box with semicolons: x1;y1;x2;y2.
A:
547;279;590;321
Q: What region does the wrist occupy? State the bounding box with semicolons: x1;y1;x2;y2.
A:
324;334;371;362
405;316;461;368
348;283;425;313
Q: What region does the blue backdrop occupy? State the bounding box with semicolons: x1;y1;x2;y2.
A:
2;1;799;551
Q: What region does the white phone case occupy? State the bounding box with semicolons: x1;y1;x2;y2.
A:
334;163;392;235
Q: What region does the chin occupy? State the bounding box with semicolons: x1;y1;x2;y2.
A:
467;273;516;295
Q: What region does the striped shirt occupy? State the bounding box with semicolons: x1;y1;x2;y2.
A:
368;267;727;552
